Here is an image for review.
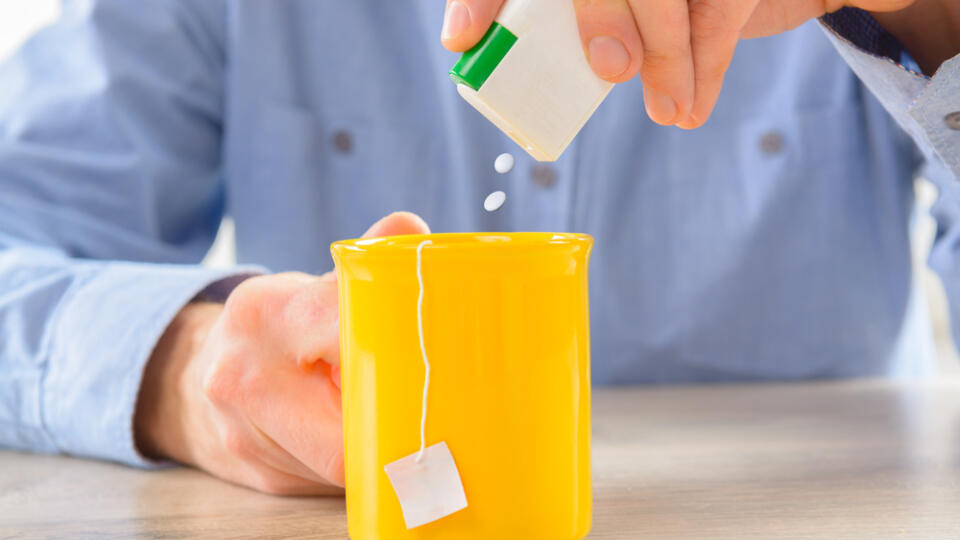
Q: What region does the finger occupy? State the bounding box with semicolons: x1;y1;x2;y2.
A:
240;458;344;496
245;364;346;487
740;1;832;39
244;272;340;369
624;0;695;124
330;365;341;390
285;272;341;368
573;0;645;83
247;421;329;484
294;211;431;369
677;0;757;129
441;0;507;52
219;273;340;369
282;212;430;376
361;211;431;238
197;411;340;495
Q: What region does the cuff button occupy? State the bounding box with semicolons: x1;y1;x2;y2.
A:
945;112;960;131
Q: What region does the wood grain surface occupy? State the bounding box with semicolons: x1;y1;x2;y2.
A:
4;379;960;539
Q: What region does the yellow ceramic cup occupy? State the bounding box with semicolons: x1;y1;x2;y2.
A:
331;232;593;540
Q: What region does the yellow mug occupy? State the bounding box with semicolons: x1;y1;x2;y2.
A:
331;232;593;540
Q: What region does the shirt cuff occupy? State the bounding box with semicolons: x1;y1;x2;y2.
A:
42;262;261;468
819;17;960;179
821;8;905;63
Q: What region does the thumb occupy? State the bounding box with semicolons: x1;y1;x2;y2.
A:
441;0;507;52
298;212;430;370
361;211;431;238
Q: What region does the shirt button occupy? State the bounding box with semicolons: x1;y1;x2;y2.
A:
331;130;353;154
759;131;784;155
945;112;960;131
531;164;557;188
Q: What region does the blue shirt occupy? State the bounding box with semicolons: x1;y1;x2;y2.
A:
1;1;959;467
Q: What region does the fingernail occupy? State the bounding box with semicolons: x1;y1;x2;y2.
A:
645;89;679;125
587;36;631;79
441;1;471;41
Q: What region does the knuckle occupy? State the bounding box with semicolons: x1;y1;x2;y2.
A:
223;279;270;332
291;282;339;326
702;64;728;86
208;355;268;405
236;365;268;396
220;429;250;457
642;44;689;72
202;361;240;403
201;370;224;402
688;0;731;40
222;272;309;334
660;7;691;33
695;62;729;95
228;274;271;302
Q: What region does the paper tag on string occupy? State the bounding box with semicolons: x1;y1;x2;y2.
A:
384;242;467;529
384;441;468;529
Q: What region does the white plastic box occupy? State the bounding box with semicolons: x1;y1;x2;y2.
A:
450;0;615;161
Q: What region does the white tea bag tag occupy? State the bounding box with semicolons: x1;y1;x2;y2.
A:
383;441;468;529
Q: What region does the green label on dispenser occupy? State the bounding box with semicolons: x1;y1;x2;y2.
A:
449;22;518;91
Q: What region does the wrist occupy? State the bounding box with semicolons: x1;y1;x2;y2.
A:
869;0;960;74
135;301;222;463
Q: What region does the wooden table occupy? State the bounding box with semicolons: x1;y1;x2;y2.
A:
4;380;960;539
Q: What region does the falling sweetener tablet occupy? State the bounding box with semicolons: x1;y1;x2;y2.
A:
494;153;515;174
484;191;506;212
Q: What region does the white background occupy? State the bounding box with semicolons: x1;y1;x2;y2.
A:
0;1;59;55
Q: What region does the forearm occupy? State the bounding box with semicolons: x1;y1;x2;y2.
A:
871;0;960;74
0;239;254;465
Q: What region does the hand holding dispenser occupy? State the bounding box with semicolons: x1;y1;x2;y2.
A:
450;0;615;161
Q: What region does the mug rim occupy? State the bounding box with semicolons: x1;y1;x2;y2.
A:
331;232;593;255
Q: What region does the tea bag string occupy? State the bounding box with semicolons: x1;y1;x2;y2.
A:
415;240;432;463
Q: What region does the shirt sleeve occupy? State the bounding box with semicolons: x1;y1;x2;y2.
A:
820;10;960;352
0;0;260;467
819;8;960;179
